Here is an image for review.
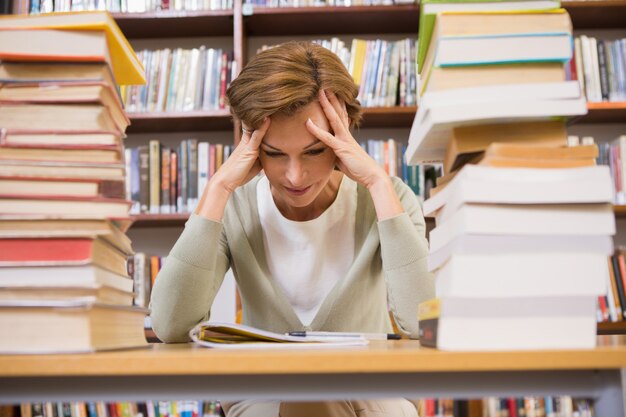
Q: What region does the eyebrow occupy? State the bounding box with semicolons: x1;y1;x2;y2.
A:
262;140;322;151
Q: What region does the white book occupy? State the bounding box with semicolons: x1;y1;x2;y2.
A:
421;0;558;14
428;234;614;271
433;252;609;297
422;165;613;219
421;296;597;351
434;33;572;68
0;265;133;292
429;203;615;253
405;83;586;164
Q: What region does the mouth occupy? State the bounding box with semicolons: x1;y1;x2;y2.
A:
285;185;312;196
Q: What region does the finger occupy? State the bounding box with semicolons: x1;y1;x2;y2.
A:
325;90;349;129
318;89;348;137
306;117;338;149
248;118;271;149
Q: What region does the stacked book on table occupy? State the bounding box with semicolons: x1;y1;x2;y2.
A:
0;11;149;353
408;0;615;350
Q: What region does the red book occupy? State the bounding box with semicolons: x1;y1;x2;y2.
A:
0;237;130;277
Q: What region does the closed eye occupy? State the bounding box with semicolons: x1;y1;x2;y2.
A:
306;148;327;156
262;150;285;158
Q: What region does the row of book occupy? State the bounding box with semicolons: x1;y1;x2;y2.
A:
573;36;626;103
125;140;233;215
596;135;626;205
18;402;223;417
0;12;149;354
242;0;414;7
121;48;235;114
29;0;232;14
479;397;594;417
601;251;626;323
259;37;417;107
410;4;614;351
130;253;164;308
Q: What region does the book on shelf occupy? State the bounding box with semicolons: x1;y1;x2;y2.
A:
443;120;568;172
189;321;369;350
405;82;586;164
418;296;598;351
0;11;145;85
0;301;148;353
0;145;123;164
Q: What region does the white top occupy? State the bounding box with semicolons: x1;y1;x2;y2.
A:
257;175;357;326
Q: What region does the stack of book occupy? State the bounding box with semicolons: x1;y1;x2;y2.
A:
407;1;616;350
0;11;149;353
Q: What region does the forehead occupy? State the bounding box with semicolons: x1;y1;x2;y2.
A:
263;101;330;149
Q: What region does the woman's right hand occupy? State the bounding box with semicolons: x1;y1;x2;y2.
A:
211;117;271;194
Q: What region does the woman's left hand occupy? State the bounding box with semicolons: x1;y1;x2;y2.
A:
306;89;387;190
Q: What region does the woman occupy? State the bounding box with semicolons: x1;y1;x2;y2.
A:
150;41;434;417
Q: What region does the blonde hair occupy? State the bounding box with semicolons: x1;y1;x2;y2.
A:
226;41;362;131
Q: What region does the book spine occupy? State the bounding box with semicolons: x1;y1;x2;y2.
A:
149;140;161;214
160;147;171;214
138;145;150;214
597;40;610;101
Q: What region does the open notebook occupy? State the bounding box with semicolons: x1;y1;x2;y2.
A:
189;322;369;350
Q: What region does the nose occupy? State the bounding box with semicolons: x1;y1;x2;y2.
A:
285;158;305;187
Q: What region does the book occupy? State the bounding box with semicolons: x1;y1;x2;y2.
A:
0;216;132;254
0;195;132;218
0;301;148;353
419;10;571;93
0;264;133;292
0;160;125;181
0;176;126;199
0;104;126;134
443;120;568;172
428;233;614;271
0;285;134;306
418;296;597;351
0;83;129;134
417;0;561;72
0;131;121;147
0;145;123;164
431;251;610;298
189;322;369;350
422;165;613;220
0;236;132;277
405;82;586;164
0;11;145;85
0;60;117;85
429;203;615;252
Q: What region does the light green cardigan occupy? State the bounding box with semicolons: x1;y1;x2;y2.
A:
150;176;435;342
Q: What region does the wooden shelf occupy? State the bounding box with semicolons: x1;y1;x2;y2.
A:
614;205;626;217
112;10;234;38
127;110;233;133
562;0;626;29
597;321;626;335
360;106;417;128
243;5;419;36
579;102;626;124
130;213;190;227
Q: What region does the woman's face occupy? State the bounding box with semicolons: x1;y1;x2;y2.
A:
259;101;337;216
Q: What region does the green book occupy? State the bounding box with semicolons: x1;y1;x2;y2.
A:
417;0;561;73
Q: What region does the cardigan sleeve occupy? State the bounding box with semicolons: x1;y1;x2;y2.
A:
377;177;435;338
149;213;231;343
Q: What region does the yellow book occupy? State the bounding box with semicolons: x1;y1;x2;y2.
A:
349;39;367;87
0;11;145;85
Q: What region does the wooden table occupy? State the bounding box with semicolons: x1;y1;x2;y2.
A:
1;338;625;416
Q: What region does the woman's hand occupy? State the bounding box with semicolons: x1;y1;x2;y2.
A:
211;118;271;194
305;90;387;190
